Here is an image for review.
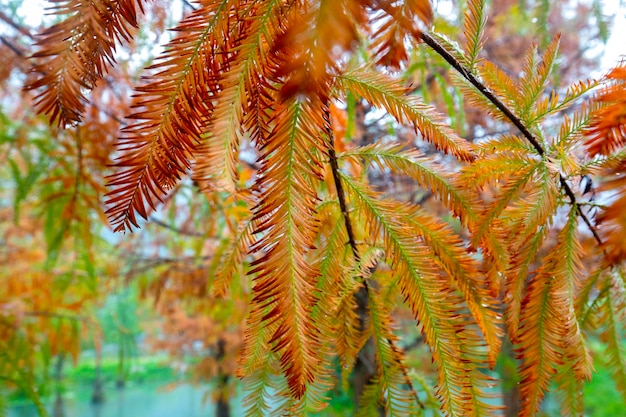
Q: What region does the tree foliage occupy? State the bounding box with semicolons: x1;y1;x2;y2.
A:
2;0;626;416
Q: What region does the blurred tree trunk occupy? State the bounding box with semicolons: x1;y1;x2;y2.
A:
501;339;520;417
91;352;105;404
116;334;126;389
52;354;65;417
215;338;230;417
353;286;385;416
345;101;385;416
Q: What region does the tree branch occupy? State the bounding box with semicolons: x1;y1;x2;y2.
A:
149;216;206;237
24;311;85;322
327;145;360;262
420;31;603;246
0;35;25;57
0;10;34;39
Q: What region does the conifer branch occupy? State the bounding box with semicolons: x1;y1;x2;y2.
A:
420;31;603;247
420;32;543;152
325;114;424;411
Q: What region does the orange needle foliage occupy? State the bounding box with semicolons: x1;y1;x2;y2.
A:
12;0;626;416
585;63;626;157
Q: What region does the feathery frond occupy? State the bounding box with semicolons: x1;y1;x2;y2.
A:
427;31;470;69
339;142;477;224
462;0;487;68
212;214;256;297
464;135;562;343
337;67;475;162
516;207;588;417
505;227;545;340
105;1;236;232
19;1;626;415
554;361;585;417
245;97;326;399
507;163;560;248
26;0;144;127
398;207;502;365
451;72;502;121
477;61;523;116
553;102;599;150
341;174;494;416
531;79;597;125
468;157;541;246
271;0;364;99
368;286;421;416
354;377;383;417
330;245;374;386
369;0;433;69
193;0;284;192
598;269;626;401
585;62;626;156
518;35;560;118
242;351;287;416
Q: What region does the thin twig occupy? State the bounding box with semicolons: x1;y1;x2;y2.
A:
0;10;34;39
402;336;426;353
325;108;425;410
182;0;198;11
0;35;25;57
25;311;84;322
149;216;206;237
420;31;603;246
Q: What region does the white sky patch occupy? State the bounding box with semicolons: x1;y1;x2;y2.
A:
18;0;48;28
433;0;455;20
600;0;626;71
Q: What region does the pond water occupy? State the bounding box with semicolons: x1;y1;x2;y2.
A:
9;383;244;417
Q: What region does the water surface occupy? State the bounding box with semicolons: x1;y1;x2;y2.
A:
9;382;242;417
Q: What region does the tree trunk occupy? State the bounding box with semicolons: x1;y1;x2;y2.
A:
52;354;65;417
116;334;126;389
215;338;231;417
215;374;231;417
347;100;384;416
501;339;520;417
352;286;385;416
91;354;105;404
